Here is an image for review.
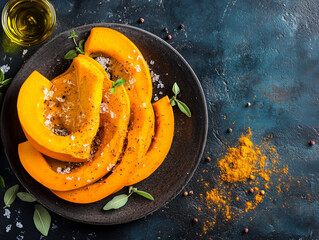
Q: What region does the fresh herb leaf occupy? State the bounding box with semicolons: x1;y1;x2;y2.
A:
172;82;180;96
170;98;176;106
110;88;116;94
79;39;85;52
17;192;36;202
113;79;126;88
3;184;19;208
132;188;154;201
0;176;5;188
75;47;84;54
64;49;78;60
0;69;4;82
68;30;78;39
33;204;51;236
110;79;126;94
103;194;130;211
1;78;12;86
170;82;191;117
176;99;191;117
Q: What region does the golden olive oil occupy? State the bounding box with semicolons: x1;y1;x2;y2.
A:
2;0;56;46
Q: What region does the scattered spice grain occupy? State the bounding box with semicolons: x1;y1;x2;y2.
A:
179;24;185;29
193;218;198;223
227;128;233;133
163;27;168;33
205;157;211;162
189;190;194;196
139;18;144;23
183;191;188;196
244;228;249;233
310;140;315;146
167;34;172;40
249;188;254;193
246;102;251;107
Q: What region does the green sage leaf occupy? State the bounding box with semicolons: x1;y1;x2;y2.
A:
33;204;51;236
172;82;180;96
176;99;191;117
0;176;5;188
0;69;4;82
113;79;126;88
110;88;116;94
1;78;12;86
17;192;36;202
132;188;154;201
3;184;19;208
79;39;85;52
103;194;130;210
64;49;78;60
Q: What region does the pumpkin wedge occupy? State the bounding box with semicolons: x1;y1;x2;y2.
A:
84;27;153;103
127;96;174;185
18;58;130;191
17;56;104;162
51;96;174;203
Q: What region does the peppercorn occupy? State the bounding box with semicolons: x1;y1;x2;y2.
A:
189;190;194;196
163;27;168;33
167;34;172;40
183;191;188;196
244;228;249;233
139;18;144;23
205;157;211;162
193;218;198;223
310;140;315;146
247;102;251;107
227;128;233;133
179;24;185;29
249;188;254;193
260;190;265;195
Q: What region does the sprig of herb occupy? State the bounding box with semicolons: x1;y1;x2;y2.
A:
64;30;85;60
3;184;19;208
170;82;191;117
33;204;51;236
103;186;154;211
0;69;12;104
111;79;126;94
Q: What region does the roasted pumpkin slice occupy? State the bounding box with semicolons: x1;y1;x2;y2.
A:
17;56;104;162
84;27;153;103
127;96;174;185
51;96;174;203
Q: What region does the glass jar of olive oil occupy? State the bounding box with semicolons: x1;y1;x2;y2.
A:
1;0;56;46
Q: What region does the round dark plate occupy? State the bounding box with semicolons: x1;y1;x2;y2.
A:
1;23;208;225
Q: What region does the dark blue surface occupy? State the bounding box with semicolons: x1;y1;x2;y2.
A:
1;0;319;239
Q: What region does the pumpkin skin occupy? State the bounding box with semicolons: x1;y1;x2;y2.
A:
84;27;153;103
51;96;174;204
17;56;105;162
18;56;131;191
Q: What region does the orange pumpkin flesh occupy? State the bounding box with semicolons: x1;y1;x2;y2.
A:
18;55;131;191
17;56;104;162
51;96;174;203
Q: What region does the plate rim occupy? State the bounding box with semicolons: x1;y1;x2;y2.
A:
1;23;208;225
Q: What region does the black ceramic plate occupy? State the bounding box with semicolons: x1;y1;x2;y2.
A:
1;23;208;225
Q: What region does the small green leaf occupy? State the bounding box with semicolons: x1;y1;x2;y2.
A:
3;184;19;208
64;49;78;60
132;188;154;201
0;69;4;82
1;78;12;86
172;82;180;96
170;98;176;106
79;39;85;52
110;88;116;94
33;204;51;236
113;79;126;88
17;192;36;202
176;99;192;117
103;194;130;210
68;30;78;39
0;176;5;188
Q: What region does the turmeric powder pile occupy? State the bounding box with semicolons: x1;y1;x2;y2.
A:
200;128;288;235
